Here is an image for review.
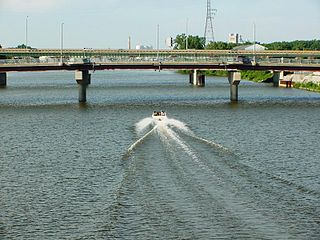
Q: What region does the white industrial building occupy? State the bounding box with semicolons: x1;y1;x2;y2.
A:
233;43;267;51
136;45;153;50
228;33;240;44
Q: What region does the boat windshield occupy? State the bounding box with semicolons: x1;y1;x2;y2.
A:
153;111;166;116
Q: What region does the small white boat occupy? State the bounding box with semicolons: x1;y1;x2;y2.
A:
152;111;167;121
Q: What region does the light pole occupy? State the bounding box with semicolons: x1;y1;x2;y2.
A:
60;22;64;65
157;24;160;61
186;18;189;50
253;22;256;63
25;16;29;50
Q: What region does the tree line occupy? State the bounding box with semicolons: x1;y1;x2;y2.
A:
174;34;320;82
174;34;320;51
263;40;320;51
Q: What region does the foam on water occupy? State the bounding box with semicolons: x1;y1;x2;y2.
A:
188;134;230;152
135;117;154;135
166;117;229;152
160;125;203;165
128;115;230;171
127;125;158;153
167;118;191;133
131;115;229;153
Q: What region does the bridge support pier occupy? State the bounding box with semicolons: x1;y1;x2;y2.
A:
228;71;241;102
0;72;7;87
272;71;282;87
75;70;91;103
189;70;205;87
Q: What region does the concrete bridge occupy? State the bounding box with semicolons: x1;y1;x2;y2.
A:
1;49;320;102
1;48;320;58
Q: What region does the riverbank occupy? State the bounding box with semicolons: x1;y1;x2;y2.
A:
284;72;320;92
293;82;320;92
177;70;273;82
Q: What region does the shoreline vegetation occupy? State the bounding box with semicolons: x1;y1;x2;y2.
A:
293;82;320;92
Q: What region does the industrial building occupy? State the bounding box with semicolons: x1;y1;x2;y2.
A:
228;33;240;44
233;43;267;51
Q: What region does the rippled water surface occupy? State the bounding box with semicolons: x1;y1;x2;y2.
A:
0;71;319;239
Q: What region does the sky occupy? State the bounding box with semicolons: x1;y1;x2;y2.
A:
0;0;319;49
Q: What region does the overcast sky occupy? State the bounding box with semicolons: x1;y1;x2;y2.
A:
0;0;319;49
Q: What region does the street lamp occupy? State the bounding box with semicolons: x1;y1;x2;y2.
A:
157;24;160;61
60;22;64;65
253;22;256;63
186;18;189;50
25;16;29;50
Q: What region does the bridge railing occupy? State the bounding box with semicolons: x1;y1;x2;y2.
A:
1;56;320;66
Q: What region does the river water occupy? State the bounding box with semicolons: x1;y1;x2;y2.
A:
0;70;319;239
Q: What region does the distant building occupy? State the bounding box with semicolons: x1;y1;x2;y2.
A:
136;45;153;50
233;43;267;51
228;33;240;44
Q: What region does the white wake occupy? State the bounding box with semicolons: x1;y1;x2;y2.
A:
127;115;229;158
127;125;158;153
135;117;154;135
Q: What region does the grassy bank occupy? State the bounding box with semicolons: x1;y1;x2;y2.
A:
293;82;320;92
177;70;272;82
240;71;273;82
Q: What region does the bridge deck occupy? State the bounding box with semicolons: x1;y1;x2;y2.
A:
1;62;320;72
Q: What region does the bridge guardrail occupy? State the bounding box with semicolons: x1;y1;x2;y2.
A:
1;56;320;66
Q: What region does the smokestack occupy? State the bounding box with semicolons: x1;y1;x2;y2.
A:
128;36;131;50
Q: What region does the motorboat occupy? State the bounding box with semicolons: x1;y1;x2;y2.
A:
152;111;167;121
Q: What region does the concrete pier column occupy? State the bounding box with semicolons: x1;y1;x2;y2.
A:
273;71;285;87
75;70;91;103
189;70;205;87
272;71;280;87
228;71;241;102
0;72;7;87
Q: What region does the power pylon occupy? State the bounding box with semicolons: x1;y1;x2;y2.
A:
204;0;217;44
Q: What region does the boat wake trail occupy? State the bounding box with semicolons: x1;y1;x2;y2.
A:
135;117;154;135
166;118;230;153
185;134;230;152
109;114;320;239
159;124;201;164
130;124;158;151
125;115;230;165
125;125;158;156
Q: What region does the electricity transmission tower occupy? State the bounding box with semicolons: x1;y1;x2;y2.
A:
204;0;217;44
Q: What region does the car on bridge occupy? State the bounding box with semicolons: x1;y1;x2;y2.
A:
67;57;91;64
237;56;252;64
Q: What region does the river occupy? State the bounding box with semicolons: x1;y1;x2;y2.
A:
0;70;319;239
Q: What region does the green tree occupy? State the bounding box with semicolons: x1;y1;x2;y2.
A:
206;41;237;50
16;44;32;49
174;34;205;50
